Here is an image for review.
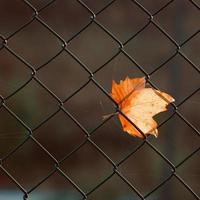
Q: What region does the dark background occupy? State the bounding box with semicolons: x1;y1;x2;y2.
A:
0;0;199;200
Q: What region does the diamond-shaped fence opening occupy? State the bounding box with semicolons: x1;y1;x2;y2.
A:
0;1;199;200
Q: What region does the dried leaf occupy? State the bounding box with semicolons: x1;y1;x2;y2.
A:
111;77;174;138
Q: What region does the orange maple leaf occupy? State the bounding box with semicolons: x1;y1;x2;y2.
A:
111;77;174;138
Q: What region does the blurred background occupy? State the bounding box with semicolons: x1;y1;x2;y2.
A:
0;0;199;200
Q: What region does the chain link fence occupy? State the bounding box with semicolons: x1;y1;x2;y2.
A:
0;0;199;200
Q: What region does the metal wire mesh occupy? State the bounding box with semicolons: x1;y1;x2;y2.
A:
0;0;199;199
